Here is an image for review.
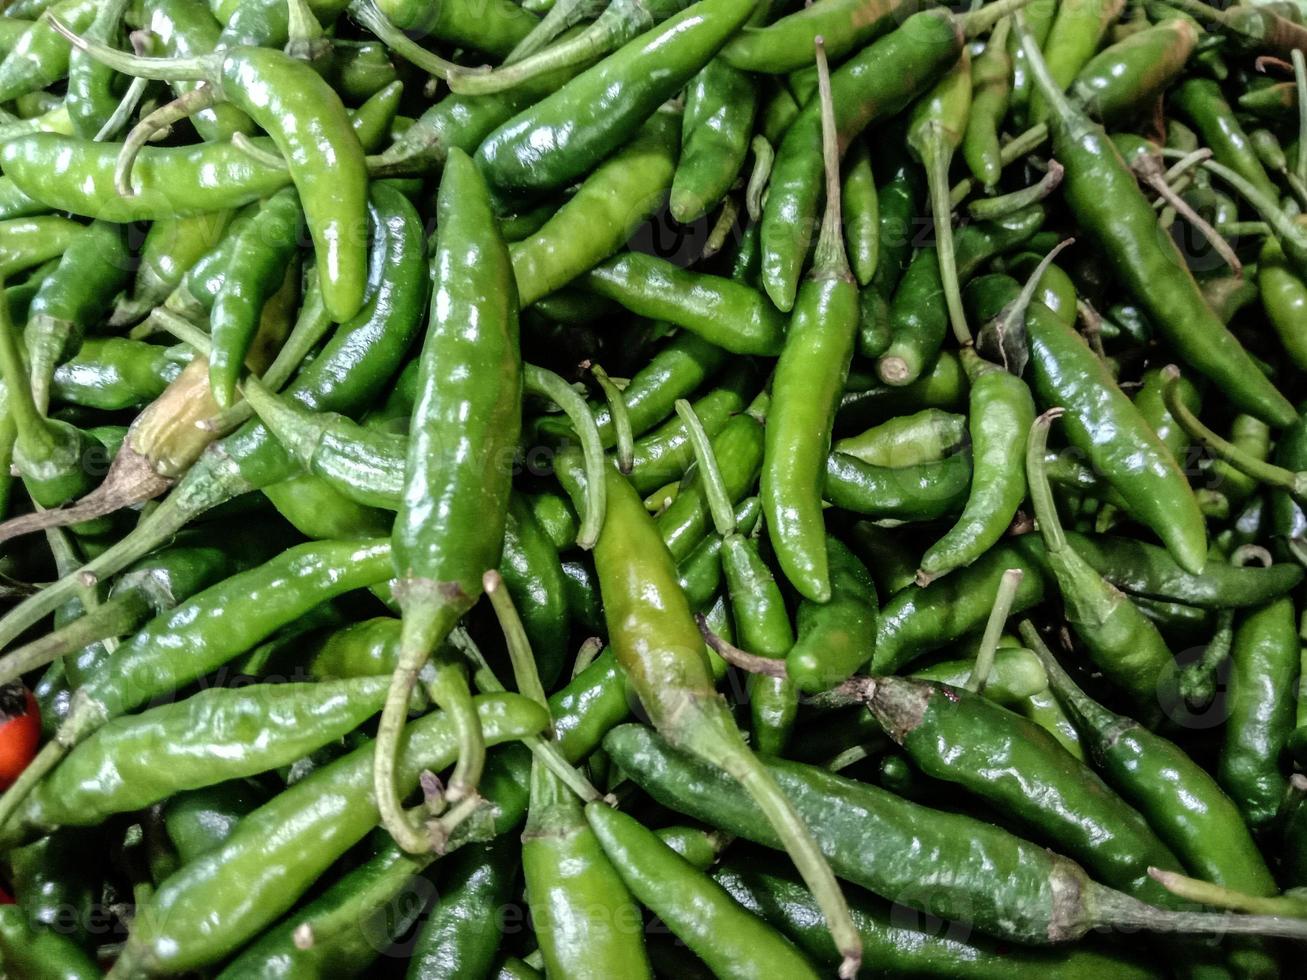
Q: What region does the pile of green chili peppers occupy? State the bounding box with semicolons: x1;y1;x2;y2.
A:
9;0;1307;975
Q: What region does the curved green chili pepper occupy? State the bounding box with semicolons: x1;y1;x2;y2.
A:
588;801;820;978
0;0;97;103
877;245;947;385
962;17;1011;190
1219;596;1298;832
671;56;758;223
145;0;254;141
833;407;967;467
721;0;916;73
111;210;233;326
763;40;859;603
476;0;754;192
761;10;962;311
1027;0;1125;125
1072;19;1197;125
1015;17;1295;427
382;148;522;854
784;535;877;693
824;451;972;520
1172;76;1278;204
374;0;537;57
0;905;99;980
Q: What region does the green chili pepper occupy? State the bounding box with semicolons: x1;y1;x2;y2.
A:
0;0;98;102
877;246;947;386
1071;19;1197;124
524;762;652;979
407;835;519;980
111;695;548;976
381;148;522;854
833;408;967;467
1027;0;1125;125
10;828;96;946
873;543;1046;673
581;252;785;355
1219;596;1299;833
0;905;99;980
1015;17;1295;427
145;0;254;141
1007;0;1056;127
764;40;860;603
721;0;915;73
111;210;233;327
1024;625;1277;903
476;0;753;192
1022;411;1175;713
715;863;1159;979
556;449;862;975
761;10;962;311
1172;76;1278;204
588;801;821;978
163;780;268;865
780;535;876;693
671;57;758;223
375;0;537;57
510;105;679;306
0;216;83;279
824;451;972;521
607;724;1307;947
962;17;1012;190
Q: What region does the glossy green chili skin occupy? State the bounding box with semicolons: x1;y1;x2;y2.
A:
1037;648;1276;901
1220;597;1299;832
0;215;83;278
605;723;1142;947
823;451;972;521
785;536;876;694
961;20;1011;190
672;57;758;223
760;11;962;311
1071;20;1197;125
476;0;754;192
582;252;784;355
164;780;268;866
510;106;679;306
144;0;254;141
1023;297;1207;574
113;210;233;325
0;905;99;980
0;0;97;102
917;348;1034;583
1259;237;1307;373
1023;29;1296;427
721;0;915;73
873;543;1046;674
114;695;548;975
524;763;652;980
502;493;570;689
209;189;304;409
720;863;1160;979
376;0;537;57
878;245;947;386
588;802;820;979
867;675;1183;908
1172;76;1278;206
407;835;519;980
6;678;390;843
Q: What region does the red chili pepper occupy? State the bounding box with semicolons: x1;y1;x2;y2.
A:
0;684;40;791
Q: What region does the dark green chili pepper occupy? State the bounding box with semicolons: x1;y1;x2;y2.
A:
64;0;129;139
510;105;680;306
606;724;1307;947
111;210;233;327
671;57;758;223
10;828;96;946
784;535;877;694
110;695;548;976
475;0;754;192
524;762;652;979
877;246;947;386
374;0;537;58
218;843;436;979
163;780;268;865
917;346;1034;584
823;451;972;520
873;543;1046;673
381;148;522;854
1219;596;1298;833
406;835;519;980
1023;412;1175;716
331;40;396;103
501;494;570;689
1071;19;1197;124
24;219;131;412
715;863;1159;980
962;17;1011;190
1021;289;1207;573
1027;0;1125;125
1015;18;1296;427
761;38;860;603
588;801;820;977
847;521;919;596
953;203;1046;280
1025;625;1277;904
857;672;1186;909
1017;530;1304;608
761;10;962;311
207;188;304;408
0;905;99;980
581;252;785;355
1259;237;1307;373
1172;76;1278;204
866;143;920;302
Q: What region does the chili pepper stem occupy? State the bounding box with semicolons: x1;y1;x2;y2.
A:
1083;879;1307;938
922;146;970;346
231;133;289;171
951;124;1050;205
1161;365;1307;498
483;570;551;710
746;136;773;223
960;0;1038;38
590;364;633;474
375;600;477;853
811;36;850;279
1133;158;1242;276
117;86;217;198
49;16;215;81
968;568;1023;693
0;591;148;686
445;2;604;95
525;365;606;548
697;614;786;677
509;0;606;64
675;399;737;537
1148;868;1307;917
968;160;1063;221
